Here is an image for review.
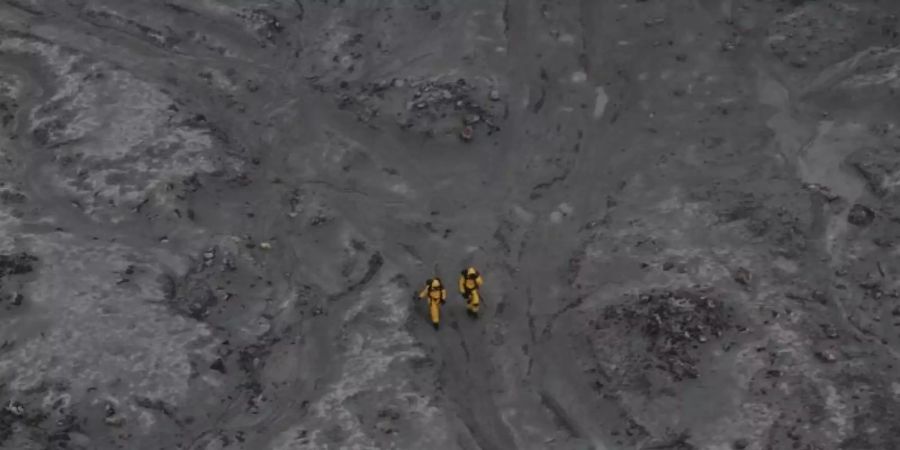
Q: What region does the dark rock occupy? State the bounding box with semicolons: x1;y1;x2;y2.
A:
0;252;37;277
848;204;875;226
733;267;751;286
815;348;837;363
172;282;218;321
821;324;839;339
602;288;732;380
733;438;749;449
210;358;226;374
811;290;828;304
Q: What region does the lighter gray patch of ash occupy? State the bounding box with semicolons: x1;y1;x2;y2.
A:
0;234;216;424
271;272;452;449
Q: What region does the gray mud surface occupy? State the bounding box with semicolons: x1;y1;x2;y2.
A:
2;1;900;449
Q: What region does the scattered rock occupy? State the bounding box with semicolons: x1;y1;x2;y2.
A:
203;248;216;268
810;290;828;304
210;358;227;374
463;114;481;125
173;283;218;321
602;288;734;380
4;401;23;417
733;267;752;286
803;183;840;201
103;403;125;427
222;257;237;272
721;39;739;52
375;408;400;435
0;252;37;277
104;415;125;427
336;76;500;137
239;8;284;43
847;203;875;226
815;348;838;363
821;324;839;339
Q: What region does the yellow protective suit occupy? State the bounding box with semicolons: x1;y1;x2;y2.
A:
418;278;447;328
458;267;483;315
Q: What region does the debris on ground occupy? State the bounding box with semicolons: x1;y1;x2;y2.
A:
602;288;735;380
0;253;37;277
374;408;401;435
104;413;125;427
732;267;751;286
802;183;840;202
4;401;23;418
210;358;227;374
202;247;217;269
331;76;501;138
815;348;838;363
847;203;875;226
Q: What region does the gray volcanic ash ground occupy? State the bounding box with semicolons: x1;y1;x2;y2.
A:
2;1;900;449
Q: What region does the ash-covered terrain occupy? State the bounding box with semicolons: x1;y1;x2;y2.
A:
1;0;900;449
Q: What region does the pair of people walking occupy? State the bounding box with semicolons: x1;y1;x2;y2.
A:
416;267;483;329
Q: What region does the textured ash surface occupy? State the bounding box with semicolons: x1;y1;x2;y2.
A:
2;0;900;449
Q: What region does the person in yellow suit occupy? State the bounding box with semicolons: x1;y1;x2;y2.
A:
417;277;447;329
458;267;483;317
